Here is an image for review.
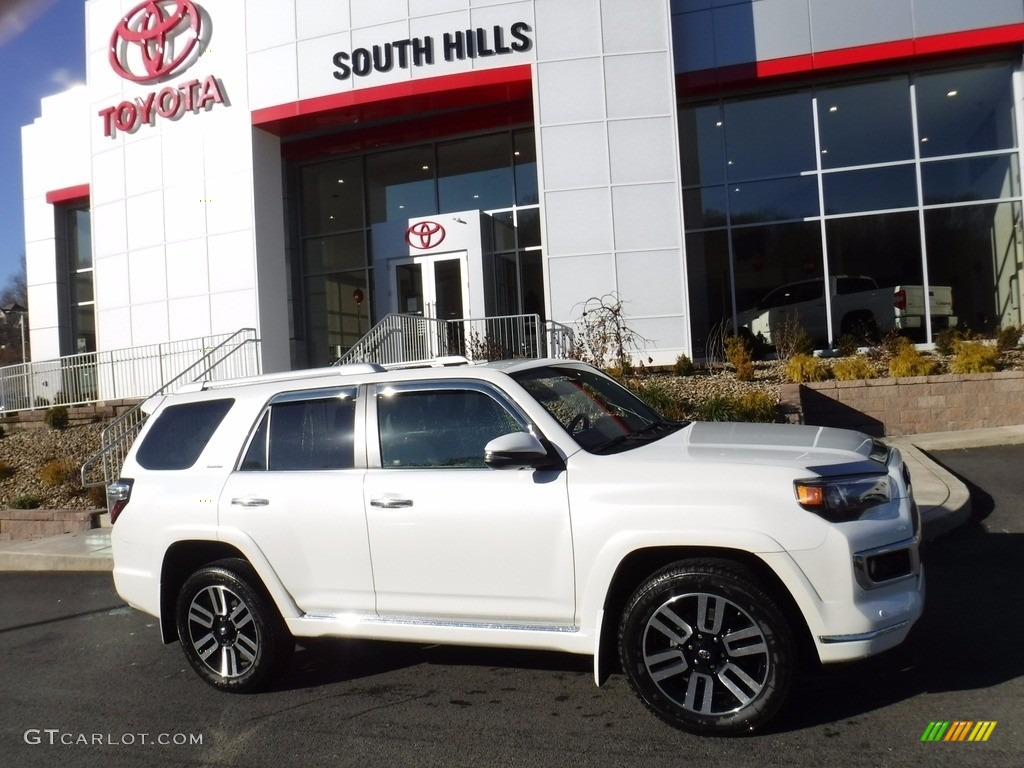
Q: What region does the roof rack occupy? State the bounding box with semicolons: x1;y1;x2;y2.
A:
176;362;387;393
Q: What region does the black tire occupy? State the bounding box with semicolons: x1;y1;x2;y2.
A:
175;559;292;693
618;559;794;735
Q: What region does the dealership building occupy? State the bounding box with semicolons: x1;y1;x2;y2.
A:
20;0;1024;381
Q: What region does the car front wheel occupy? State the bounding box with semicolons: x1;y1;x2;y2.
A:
175;559;291;693
618;559;794;735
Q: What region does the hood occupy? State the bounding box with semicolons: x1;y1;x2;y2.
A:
632;421;887;476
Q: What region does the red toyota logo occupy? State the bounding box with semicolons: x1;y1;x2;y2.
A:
406;221;446;250
109;1;203;83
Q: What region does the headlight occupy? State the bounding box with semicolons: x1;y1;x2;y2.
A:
794;474;892;522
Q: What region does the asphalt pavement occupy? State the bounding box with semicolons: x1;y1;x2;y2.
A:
1;425;1023;572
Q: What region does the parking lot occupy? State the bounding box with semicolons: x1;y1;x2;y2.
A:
0;444;1021;768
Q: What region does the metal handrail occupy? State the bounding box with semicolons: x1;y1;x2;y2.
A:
80;329;260;488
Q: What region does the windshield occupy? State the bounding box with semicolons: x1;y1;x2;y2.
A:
511;364;684;453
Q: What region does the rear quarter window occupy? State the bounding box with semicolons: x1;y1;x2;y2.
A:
135;399;234;470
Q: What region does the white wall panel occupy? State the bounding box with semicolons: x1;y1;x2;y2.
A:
94;253;130;310
540;123;609;190
91;201;128;259
123;136;163;197
130;301;170;346
543;188;614;255
208;231;257;293
534;0;603;59
165;239;210;299
91;147;126;205
537;58;605;124
750;0;812;60
127;246;167;305
608;117;677;185
296;33;353;100
296;1;352;39
247;45;299;110
600;0;670;53
547;252;615;321
605;52;673;119
209;289;259;335
912;0;1024;36
168;296;213;340
616;250;686;316
162;183;210;245
96;307;132;350
203;173;255;236
809;0;913;52
612;184;682;251
125;191;165;250
245;0;297;52
352;0;409;28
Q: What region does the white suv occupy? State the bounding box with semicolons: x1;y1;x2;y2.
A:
109;358;923;735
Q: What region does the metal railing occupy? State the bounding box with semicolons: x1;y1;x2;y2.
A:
80;329;261;488
336;313;575;367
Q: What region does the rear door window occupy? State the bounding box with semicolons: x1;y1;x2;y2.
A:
136;399;234;470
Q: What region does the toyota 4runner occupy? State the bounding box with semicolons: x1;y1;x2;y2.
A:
108;358;924;735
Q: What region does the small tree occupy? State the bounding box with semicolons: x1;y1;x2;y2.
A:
568;293;651;379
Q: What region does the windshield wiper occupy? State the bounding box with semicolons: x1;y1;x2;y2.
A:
590;420;685;452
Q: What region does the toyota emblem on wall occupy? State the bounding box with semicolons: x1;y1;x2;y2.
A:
109;0;204;83
406;221;446;250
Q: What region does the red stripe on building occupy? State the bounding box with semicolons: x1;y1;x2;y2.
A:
45;184;90;205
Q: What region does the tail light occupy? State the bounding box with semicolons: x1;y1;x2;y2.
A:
107;479;134;524
893;289;907;311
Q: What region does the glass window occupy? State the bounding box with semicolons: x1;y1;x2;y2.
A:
514;129;538;205
366;146;436;224
301;159;364;234
683;186;727;229
378;388;523;468
685;230;730;358
817;77;914;168
438;134;514;212
303;233;366;275
723;91;815;180
69;208;92;271
916;63;1016;158
823;165;918;214
825;212;923;288
305;271;370;365
137;400;234;470
244;394;357;471
921;154;1020;205
729;176;819;223
680;103;726;186
925;202;1023;332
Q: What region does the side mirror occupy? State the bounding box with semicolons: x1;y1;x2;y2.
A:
484;432;549;470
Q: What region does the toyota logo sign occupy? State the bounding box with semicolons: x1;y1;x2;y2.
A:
109;0;203;83
406;221;446;250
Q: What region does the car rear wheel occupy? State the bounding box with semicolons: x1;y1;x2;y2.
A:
618;559;794;735
176;559;292;693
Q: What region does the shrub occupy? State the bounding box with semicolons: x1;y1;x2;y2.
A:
734;392;778;423
0;424;6;440
995;324;1022;353
832;356;878;381
633;380;689;421
85;485;107;509
835;334;861;358
45;406;70;430
0;460;13;479
725;336;755;381
674;353;695;377
888;344;939;378
785;354;831;383
950;341;1000;374
934;327;965;356
10;495;43;510
774;311;815;360
881;330;913;357
40;459;76;488
694;394;737;422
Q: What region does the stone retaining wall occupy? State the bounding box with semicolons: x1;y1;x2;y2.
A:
0;509;101;541
0;400;139;430
781;370;1024;436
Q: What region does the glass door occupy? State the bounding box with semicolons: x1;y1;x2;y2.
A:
392;252;469;357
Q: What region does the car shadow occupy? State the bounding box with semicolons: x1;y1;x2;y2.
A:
270;637;590;694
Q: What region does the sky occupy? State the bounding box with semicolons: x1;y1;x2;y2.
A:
0;0;86;290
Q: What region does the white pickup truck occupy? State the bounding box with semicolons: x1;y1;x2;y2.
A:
736;275;957;346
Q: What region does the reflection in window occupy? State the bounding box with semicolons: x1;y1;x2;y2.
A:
514;129;539;205
378;389;522;468
916;63;1016;158
301;159;364;234
723;91;815;181
241;394;357;471
817;77;913;168
731;222;824;321
823;165;917;214
825;211;923;293
679;103;726;186
366;146;436;224
921;154;1020;205
925;202;1023;331
439;134;514;212
729;176;819;223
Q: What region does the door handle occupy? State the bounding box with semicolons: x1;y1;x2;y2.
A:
370;497;413;508
230;496;270;507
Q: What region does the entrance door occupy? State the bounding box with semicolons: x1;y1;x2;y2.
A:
393;253;468;321
393;253;469;357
